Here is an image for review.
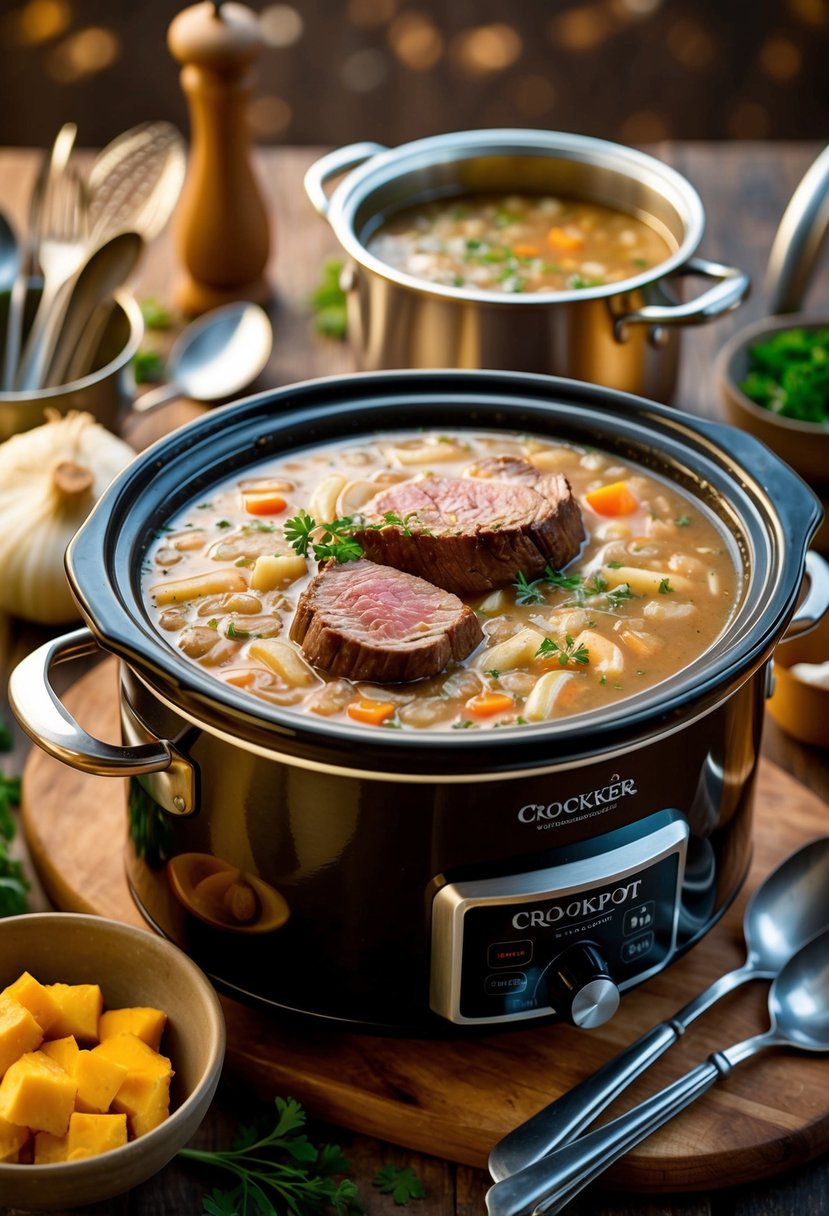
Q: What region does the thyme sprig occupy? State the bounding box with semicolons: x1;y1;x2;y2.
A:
513;565;637;612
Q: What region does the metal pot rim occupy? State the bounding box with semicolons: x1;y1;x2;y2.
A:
320;128;706;305
65;369;821;773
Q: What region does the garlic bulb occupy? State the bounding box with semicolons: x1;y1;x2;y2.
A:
0;411;135;624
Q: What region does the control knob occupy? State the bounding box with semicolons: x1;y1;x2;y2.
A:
545;942;620;1028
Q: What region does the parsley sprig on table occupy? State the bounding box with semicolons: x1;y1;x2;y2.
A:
0;717;29;918
373;1164;426;1205
179;1096;362;1215
180;1096;425;1214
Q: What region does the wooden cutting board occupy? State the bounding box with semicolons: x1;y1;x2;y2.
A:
20;659;829;1192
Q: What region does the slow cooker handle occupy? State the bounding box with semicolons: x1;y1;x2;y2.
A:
782;550;829;639
303;142;388;218
9;626;176;779
614;256;750;339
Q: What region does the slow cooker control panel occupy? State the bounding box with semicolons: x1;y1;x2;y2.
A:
429;816;688;1026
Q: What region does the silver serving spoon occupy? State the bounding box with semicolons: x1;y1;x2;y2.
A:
488;835;829;1182
485;926;829;1216
43;230;145;388
131;302;272;414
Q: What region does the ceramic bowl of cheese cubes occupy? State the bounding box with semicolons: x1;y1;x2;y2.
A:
0;912;225;1210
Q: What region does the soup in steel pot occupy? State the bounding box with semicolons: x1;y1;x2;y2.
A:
366;194;674;294
143;428;739;731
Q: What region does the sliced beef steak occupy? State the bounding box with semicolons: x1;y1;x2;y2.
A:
290;558;483;683
354;470;584;596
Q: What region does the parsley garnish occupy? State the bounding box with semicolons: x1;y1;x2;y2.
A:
658;578;674;595
179;1096;362;1216
310;258;348;340
674;515;691;527
0;743;29;918
226;622;250;639
216;519;232;530
536;635;590;666
485;669;501;680
373;1164;426;1205
285;510;364;563
452;719;477;730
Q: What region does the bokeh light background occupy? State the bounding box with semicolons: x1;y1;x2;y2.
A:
1;0;828;149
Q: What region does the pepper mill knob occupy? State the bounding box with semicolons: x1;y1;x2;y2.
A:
168;0;271;316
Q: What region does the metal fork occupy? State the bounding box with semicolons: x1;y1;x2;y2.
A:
15;164;89;391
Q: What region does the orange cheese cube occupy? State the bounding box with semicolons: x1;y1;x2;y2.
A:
98;1006;168;1052
1;973;60;1035
40;1035;80;1075
45;983;103;1041
92;1033;172;1080
33;1130;69;1164
112;1071;170;1138
0;997;43;1079
74;1050;127;1114
66;1111;128;1159
95;1033;173;1138
0;1051;77;1137
0;1112;29;1163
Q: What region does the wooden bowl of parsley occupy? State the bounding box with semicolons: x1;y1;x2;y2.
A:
716;314;829;492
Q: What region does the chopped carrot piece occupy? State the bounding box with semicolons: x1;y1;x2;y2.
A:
224;671;256;688
585;481;639;516
464;692;514;718
346;698;396;726
512;243;540;258
547;226;583;252
243;491;287;516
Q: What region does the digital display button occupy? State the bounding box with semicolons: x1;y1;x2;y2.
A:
621;931;655;963
623;901;655;936
485;972;527;996
488;940;533;969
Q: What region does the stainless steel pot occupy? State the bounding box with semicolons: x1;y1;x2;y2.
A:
305;130;749;400
10;371;827;1033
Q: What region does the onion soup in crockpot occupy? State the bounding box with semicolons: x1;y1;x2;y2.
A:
366;194;673;294
142;429;740;732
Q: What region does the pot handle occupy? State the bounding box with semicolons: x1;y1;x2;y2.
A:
303;142;388;218
783;550;829;640
9;626;175;777
614;256;750;340
764;144;829;314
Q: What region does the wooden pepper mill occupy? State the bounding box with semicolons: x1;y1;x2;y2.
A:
168;0;271;315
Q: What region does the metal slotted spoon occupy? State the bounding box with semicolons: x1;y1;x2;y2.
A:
89;121;185;244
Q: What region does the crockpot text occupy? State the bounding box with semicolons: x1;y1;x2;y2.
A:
512;879;643;929
518;775;637;824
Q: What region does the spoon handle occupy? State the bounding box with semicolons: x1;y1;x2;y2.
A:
487;964;755;1182
486;1055;728;1216
131;381;180;413
2;271;27;392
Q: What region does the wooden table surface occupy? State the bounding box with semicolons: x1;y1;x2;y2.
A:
1;142;828;1215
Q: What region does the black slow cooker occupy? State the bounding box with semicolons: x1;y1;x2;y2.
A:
10;372;826;1033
